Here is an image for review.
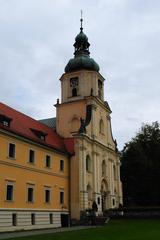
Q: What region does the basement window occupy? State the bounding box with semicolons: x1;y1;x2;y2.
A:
49;213;53;224
12;214;17;226
31;213;35;225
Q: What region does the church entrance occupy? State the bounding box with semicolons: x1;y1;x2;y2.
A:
101;179;108;212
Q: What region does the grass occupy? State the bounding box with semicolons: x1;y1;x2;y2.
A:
9;219;160;240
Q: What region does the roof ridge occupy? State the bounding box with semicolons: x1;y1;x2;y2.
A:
0;102;39;123
39;117;56;121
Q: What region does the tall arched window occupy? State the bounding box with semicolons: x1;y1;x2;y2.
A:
102;160;106;176
113;165;117;180
72;88;77;97
86;155;91;172
87;184;92;201
99;119;104;134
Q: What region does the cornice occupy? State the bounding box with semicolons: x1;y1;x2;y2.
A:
0;160;69;179
75;134;118;157
0;128;68;157
0;208;69;212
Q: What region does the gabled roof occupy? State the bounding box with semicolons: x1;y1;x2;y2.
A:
39;117;56;128
0;102;66;153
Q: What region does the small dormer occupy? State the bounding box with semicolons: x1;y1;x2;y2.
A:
30;128;47;141
0;114;12;127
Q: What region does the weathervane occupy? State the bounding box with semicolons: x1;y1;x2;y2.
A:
80;10;83;32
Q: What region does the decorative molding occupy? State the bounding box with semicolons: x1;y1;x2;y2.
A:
91;134;97;140
79;145;87;151
0;160;69;179
91;151;100;156
0;208;69;212
75;134;118;156
106;115;111;121
92;104;97;110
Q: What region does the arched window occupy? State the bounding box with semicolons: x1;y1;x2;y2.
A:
86;155;91;172
99;119;104;134
72;88;77;97
113;165;117;180
102;160;106;176
87;184;92;201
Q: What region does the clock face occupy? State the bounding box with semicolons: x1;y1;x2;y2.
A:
70;77;78;88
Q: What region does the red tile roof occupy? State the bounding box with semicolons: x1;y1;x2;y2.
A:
0;102;69;153
63;138;75;155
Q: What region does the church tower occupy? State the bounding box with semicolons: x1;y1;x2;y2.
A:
56;18;122;221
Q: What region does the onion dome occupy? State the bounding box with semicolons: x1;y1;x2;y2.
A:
65;17;100;73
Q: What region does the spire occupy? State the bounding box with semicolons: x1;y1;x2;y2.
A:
73;12;90;57
64;16;100;73
80;10;83;32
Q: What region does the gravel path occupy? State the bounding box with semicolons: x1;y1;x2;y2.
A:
0;226;99;239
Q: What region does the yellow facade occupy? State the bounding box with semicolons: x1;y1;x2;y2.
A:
0;130;69;231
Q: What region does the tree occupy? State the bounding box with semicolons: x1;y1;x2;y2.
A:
121;121;160;207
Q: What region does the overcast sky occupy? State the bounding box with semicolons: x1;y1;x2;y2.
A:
0;0;160;149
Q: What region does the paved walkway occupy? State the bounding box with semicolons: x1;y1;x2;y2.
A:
0;226;99;239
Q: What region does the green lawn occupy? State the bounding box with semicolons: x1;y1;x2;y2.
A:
10;219;160;240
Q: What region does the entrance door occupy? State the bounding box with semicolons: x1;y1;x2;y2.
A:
61;214;69;227
101;179;108;213
101;192;107;212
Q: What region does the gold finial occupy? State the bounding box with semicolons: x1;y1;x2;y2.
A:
80;10;83;32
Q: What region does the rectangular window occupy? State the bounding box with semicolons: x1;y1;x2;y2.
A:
98;79;103;99
12;214;17;226
60;160;64;171
45;155;51;168
28;187;34;202
9;143;15;158
60;191;64;204
6;184;13;201
31;213;35;225
29;150;35;163
49;213;53;224
45;189;50;203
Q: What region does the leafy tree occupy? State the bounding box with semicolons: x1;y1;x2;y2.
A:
121;122;160;207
